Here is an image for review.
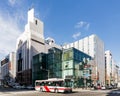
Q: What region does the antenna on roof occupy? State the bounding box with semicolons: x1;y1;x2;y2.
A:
29;4;34;10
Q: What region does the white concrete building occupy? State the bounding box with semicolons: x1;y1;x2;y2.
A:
16;8;61;85
16;8;45;85
63;34;105;85
117;69;120;87
105;50;119;85
114;65;119;85
105;50;113;85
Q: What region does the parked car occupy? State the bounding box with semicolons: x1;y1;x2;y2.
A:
12;83;22;89
108;85;113;89
13;85;21;89
26;85;34;90
94;86;101;90
101;86;106;90
94;84;101;90
21;85;26;89
105;85;113;89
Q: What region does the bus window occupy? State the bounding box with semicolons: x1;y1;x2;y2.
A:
56;83;59;86
49;81;55;86
52;82;56;86
45;82;50;86
57;81;64;87
41;82;45;86
35;82;40;86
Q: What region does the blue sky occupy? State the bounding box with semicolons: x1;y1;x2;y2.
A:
0;0;120;65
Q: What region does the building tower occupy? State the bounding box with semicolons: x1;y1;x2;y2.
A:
16;8;45;85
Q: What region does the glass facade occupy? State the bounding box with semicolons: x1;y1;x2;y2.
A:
62;47;92;88
47;47;62;78
32;47;92;88
32;53;47;86
32;47;62;85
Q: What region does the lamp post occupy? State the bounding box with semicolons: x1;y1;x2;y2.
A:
84;77;86;89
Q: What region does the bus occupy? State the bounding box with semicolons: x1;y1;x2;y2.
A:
35;78;72;93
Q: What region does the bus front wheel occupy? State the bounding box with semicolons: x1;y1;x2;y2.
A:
54;88;58;93
40;88;43;92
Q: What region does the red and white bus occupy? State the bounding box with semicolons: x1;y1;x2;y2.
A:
35;78;72;93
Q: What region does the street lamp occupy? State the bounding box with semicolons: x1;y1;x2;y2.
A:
84;77;86;89
40;66;49;79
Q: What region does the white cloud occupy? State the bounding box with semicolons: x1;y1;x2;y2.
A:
0;11;21;59
72;32;81;39
75;21;90;30
8;0;16;6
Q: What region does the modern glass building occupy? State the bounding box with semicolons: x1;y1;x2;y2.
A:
62;47;92;87
47;47;62;78
32;47;92;87
32;47;62;85
32;53;47;85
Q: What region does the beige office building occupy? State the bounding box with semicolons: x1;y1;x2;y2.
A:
63;34;105;85
0;52;16;85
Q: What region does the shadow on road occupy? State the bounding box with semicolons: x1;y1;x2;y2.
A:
63;91;78;94
0;86;33;92
106;88;120;96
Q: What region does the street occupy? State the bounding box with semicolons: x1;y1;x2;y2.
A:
1;87;120;96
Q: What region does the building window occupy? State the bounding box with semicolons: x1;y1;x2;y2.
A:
35;20;37;25
19;53;22;59
65;62;69;69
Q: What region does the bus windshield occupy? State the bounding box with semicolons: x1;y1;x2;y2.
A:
64;79;72;87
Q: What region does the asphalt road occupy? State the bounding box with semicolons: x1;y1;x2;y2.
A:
0;87;120;96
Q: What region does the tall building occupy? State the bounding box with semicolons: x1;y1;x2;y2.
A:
114;65;119;85
105;50;113;85
0;52;16;85
16;8;45;85
63;34;105;85
105;50;119;85
16;8;62;85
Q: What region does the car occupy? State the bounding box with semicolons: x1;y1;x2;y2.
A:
21;85;26;89
108;85;113;89
94;85;101;90
13;85;21;89
101;86;106;90
26;85;34;90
